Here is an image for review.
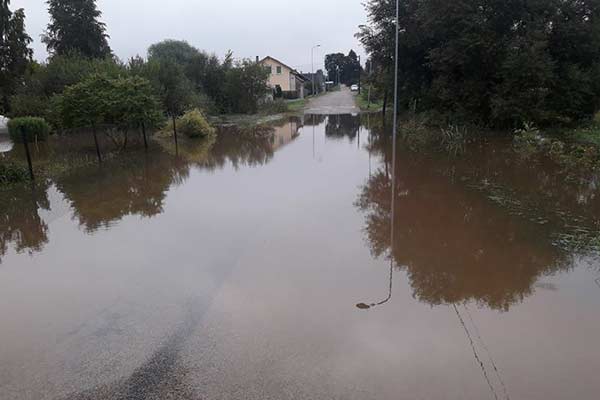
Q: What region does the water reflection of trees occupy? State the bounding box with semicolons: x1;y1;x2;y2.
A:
303;114;327;126
356;142;572;311
325;114;361;141
55;119;303;232
55;152;189;232
194;119;302;170
200;126;276;170
0;184;50;263
3;117;305;244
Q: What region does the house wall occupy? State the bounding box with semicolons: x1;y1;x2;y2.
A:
261;58;293;91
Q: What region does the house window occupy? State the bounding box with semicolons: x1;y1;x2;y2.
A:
265;65;272;74
276;66;282;74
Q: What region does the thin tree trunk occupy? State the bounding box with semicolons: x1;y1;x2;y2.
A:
141;122;148;150
123;129;128;150
21;130;34;181
92;124;102;164
172;115;179;151
382;88;389;118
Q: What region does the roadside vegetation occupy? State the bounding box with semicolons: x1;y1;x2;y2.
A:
357;0;600;149
356;85;384;112
0;0;288;185
286;99;307;113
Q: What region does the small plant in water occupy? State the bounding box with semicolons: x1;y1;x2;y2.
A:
513;121;544;158
440;124;468;156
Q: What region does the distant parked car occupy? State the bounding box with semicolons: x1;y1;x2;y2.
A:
350;84;359;92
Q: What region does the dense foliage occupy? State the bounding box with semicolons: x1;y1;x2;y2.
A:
43;0;111;58
9;54;124;118
53;74;162;138
324;50;362;85
357;0;600;128
145;40;268;114
1;1;281;136
7;116;51;142
0;0;33;113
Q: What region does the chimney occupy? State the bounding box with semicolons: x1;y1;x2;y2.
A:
256;56;259;63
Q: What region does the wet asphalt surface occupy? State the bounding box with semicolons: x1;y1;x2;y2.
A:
303;86;360;115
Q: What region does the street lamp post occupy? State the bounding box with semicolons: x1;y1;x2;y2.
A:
311;44;321;96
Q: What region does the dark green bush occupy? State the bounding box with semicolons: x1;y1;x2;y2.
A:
0;163;30;184
8;117;51;143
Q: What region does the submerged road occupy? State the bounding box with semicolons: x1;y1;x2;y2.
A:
303;85;360;115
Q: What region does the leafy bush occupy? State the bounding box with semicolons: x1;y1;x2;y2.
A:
0;163;30;184
177;109;215;138
8;117;51;143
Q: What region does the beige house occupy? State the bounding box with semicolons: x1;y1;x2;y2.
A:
259;56;307;99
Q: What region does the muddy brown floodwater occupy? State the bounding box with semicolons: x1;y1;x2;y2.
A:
1;115;599;400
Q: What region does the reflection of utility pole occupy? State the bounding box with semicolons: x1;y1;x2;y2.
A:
312;114;315;159
356;259;393;310
357;0;400;311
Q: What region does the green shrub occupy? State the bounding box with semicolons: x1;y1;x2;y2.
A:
0;163;30;184
177;109;215;138
8;117;51;143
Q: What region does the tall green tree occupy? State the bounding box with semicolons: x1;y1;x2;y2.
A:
222;60;268;114
43;0;112;58
357;0;600;128
153;59;197;145
0;0;33;112
147;40;234;112
57;73;112;162
324;51;362;85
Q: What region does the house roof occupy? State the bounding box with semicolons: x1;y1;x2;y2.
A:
260;56;308;82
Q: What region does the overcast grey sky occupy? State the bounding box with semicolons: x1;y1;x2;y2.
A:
13;0;367;72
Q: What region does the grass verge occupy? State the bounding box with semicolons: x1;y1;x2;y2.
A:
356;88;384;112
286;99;307;113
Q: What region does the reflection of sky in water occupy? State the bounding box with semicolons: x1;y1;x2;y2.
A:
0;137;13;153
0;116;599;400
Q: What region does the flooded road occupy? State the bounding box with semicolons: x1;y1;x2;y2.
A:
1;115;599;400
